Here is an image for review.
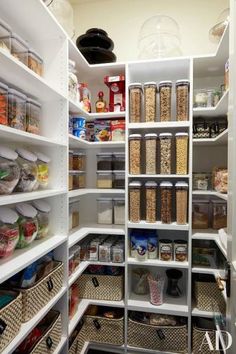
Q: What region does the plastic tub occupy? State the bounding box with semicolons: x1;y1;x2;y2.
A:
0;18;11;53
8;88;27;131
0;207;19;258
145;181;157;223
192;199;210;229
35;152;50;189
69;150;73;170
73;117;86;129
73;152;86;171
26;98;41;135
113;170;125;189
0;146;20;195
97;197;113;224
129;181;142;223
159;133;172;174
97;152;113;170
28;49;43;76
144;82;157;122
15;148;38;192
0;82;8;125
96;171;113;188
145;133;157;174
32;200;51;240
176;80;189;121
73;128;86;139
175;132;188;175
211;199;227;230
11;32;28;65
16;203;38;248
160;181;173;223
176;181;188;225
73;171;86;189
113;152;125;170
159;81;172;122
129;134;142;175
114;198;125;225
129;83;142;123
69;200;80;230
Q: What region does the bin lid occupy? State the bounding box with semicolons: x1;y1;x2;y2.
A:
32;200;51;213
0;207;18;224
16;203;38;218
0;145;18;160
16;148;37;162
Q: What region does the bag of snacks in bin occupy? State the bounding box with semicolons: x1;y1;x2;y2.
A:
94;119;110;141
110;119;125;141
212;167;228;193
32;200;51;239
0;207;19;258
0;146;20;195
16;203;38;248
15;148;38;192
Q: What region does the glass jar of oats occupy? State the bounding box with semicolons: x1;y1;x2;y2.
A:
175;132;188;175
145;181;157;223
129;181;142;223
144;82;157;122
159;133;172;174
159;81;172;122
176;80;190;121
144;133;157;174
160;181;173;224
175;181;188;225
129;83;142;123
129;134;142;175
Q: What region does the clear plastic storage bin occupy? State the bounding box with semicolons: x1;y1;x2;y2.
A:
69;200;80;230
0;146;20;195
16;203;38;248
192;199;209;229
73;152;86;171
8;88;27;131
97;153;113;170
159;133;172;174
129;83;142;123
113;171;125;189
16;148;38;192
0;19;11;53
96;171;113;188
145;181;157;223
114;198;125;225
159;81;172;122
129;181;142;223
129;134;142;175
113;152;125;170
176;181;188;225
211;199;227;230
28;49;43;76
69;150;73;170
175;132;188;175
97;197;113;224
32;200;51;240
145;133;157;174
11;33;28;65
0;206;19;258
26;98;41;135
35;152;50;189
160;181;173;223
0;82;8;126
73;171;86;189
144;82;157;122
176;80;189;121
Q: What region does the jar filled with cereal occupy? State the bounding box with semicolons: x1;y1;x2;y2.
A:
159;133;172;174
160;181;173;224
129;181;142;223
159;81;172;122
176;80;190;121
176;181;188;225
144;82;157;122
144;133;157;174
129;134;142;175
175;132;188;175
129;83;142;123
145;181;157;223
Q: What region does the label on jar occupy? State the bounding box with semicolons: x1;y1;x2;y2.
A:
175;245;187;262
160;244;172;261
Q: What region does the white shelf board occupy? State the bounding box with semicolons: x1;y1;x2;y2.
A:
2;287;67;354
192;267;225;276
128;174;190;178
193;90;229;117
127;346;177;354
69;188;125;198
128;121;190;130
192;307;219;318
128;258;189;269
69;134;125;149
193;129;228;146
128;221;189;231
192;190;228;200
54;336;67;354
192;230;227;258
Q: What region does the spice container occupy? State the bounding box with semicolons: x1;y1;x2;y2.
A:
174;240;188;262
192;199;209;229
159;239;173;261
96;171;113;188
113;171;125;189
8;88;27;131
176;182;188;225
159;81;172;122
113;152;125;170
73;171;86;189
145;133;157;174
32;200;51;239
26;98;41;135
28;49;43;76
0;19;12;53
0;82;8;125
129;83;142;123
35;152;50;189
69;150;73;170
159;133;172;174
0;207;19;258
114;198;125;225
129;181;142;223
16;148;38;192
145;181;157;223
144;82;157;122
73;152;86;171
97;153;113;170
129;134;142;175
16;203;38;248
10;33;28;65
0;146;20;195
211;199;227;230
97;198;113;224
176;132;188;175
160;181;173;223
176;80;190;121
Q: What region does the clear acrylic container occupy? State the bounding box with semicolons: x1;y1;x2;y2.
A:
8;88;27;131
28;49;43;76
16;203;38;248
0;206;19;258
176;181;188;225
73;171;86;189
129;181;142;223
11;33;28;65
160;181;173;223
32;200;51;240
175;132;188;175
192;199;210;229
144;82;157;122
16;148;38;192
129;83;142;123
26;98;41;135
145;133;157;174
97;152;113;170
129;134;142;175
159;133;172;174
0;19;11;53
97;197;113;224
69;171;74;190
145;181;157;223
96;171;113;188
113;152;125;170
211;199;227;230
69;150;73;170
114;198;125;225
0;146;20;195
176;80;189;121
0;82;8;126
73;152;86;171
159;81;172;121
113;170;125;189
69;200;79;230
35;152;50;189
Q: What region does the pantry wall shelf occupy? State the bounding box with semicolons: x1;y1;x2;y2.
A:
193;89;229;117
192;190;228;200
128;221;189;231
193;129;228;146
69;188;125;198
69;134;125;149
127;258;189;269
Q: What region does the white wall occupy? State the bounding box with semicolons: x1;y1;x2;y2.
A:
71;0;229;61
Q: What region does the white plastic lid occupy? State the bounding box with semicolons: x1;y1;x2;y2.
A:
144;133;158;139
175;182;189;188
159;133;173;138
73;152;86;156
145;181;158;187
113;197;125;201
144;82;157;86
96;171;113;175
160;181;173;187
0;207;18;224
69;170;85;174
0;82;8;91
32;200;51;213
96;153;113;157
129;83;142;89
11;32;28;48
129;181;142;187
16;203;38;218
26;98;42;108
16;148;37;162
159;80;172;86
211;199;227;204
175;132;189;137
0;146;18;160
129;134;142;139
28;48;43;61
113;152;125;157
69;150;73;154
113;170;125;175
8;88;27;101
97;197;113;201
193;198;209;203
34;152;50;163
176;79;190;85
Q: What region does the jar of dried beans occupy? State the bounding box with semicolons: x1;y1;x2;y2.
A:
175;132;188;175
145;133;157;174
159;133;172;174
160;181;173;224
159;81;172;122
176;80;190;121
129;181;142;222
145;181;157;223
129;134;142;175
176;181;188;225
0;82;8;126
144;82;157;122
129;83;142;123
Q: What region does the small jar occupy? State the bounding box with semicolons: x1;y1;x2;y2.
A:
69;150;73;170
26;98;41;135
35;152;50;189
129;181;142;223
114;198;125;225
16;148;38;192
113;152;125;170
28;49;43;76
97;197;113;224
211;200;227;230
0;19;12;53
175;132;188;175
145;181;157;223
11;32;28;65
159;81;172;122
16;203;38;248
8;88;27;131
159;133;172;174
73;171;86;189
174;240;188;262
32;200;51;240
192;199;209;229
129;83;142;123
176;181;188;225
0;146;20;195
96;171;113;188
160;182;173;224
159;239;173;261
176;80;190;121
145;133;157;174
0;207;19;258
73;152;86;171
113;170;125;189
0;82;8;126
97;153;113;170
144;82;157;122
129;134;142;175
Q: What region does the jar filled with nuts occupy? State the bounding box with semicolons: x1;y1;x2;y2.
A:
176;181;188;225
144;82;157;122
160;181;173;224
129;181;142;223
175;132;188;175
176;80;190;121
129;134;142;175
144;133;157;174
129;83;142;123
159;133;172;174
145;181;157;223
159;81;172;122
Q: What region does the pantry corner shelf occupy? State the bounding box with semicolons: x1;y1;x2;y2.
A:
192;190;228;200
193;129;228;146
193;90;229;117
128;174;190;179
69;188;125;198
192;230;227;258
128;121;190;130
127;258;189;269
69;134;125;149
191;307;219;318
128;221;189;231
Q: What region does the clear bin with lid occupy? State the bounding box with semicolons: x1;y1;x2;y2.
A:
160;181;173;223
113;152;125;170
129;134;142;175
69;150;73;170
8;88;27;131
0;207;19;258
69;200;79;230
176;80;190;121
159;81;172;121
145;181;157;223
73;171;86;189
0;146;20;195
97;152;113;170
144;82;157;122
97;197;113;224
114;198;125;225
26;98;41;135
0;19;11;53
96;171;113;188
28;49;43;76
15;148;38;192
145;133;157;174
0;82;8;125
113;170;125;189
175;132;188;175
159;133;172;174
16;203;38;248
192;199;209;229
129;181;142;223
11;33;28;65
129;83;142;123
176;181;188;225
73;152;86;171
211;199;227;230
32;200;51;240
35;152;50;189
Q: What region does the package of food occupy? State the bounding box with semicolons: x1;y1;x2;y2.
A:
85;122;94;141
212;167;228;193
94;119;110;141
99;244;111;262
110;119;125;141
69;283;79;319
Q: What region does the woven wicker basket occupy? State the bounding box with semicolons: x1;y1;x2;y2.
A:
128;318;188;353
193;325;227;354
69;330;87;354
77;274;123;301
0;291;22;352
194;281;226;314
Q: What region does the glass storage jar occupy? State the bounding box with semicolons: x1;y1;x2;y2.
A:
28;49;43;76
35;152;50;189
96;171;113;188
176;80;190;121
176;181;188;225
73;171;86;189
0;19;12;53
97;197;113;224
32;200;51;239
0;207;19;258
0;82;8;126
211;199;227;230
160;181;173;223
8;88;27;131
69;150;73;170
145;133;157;174
0;146;20;195
129;181;142;223
73;152;86;171
175;132;188;175
16;203;38;248
10;33;28;65
15;148;38;192
159;81;172;122
145;181;157;223
129;134;142;175
97;152;113;170
159;133;172;174
144;82;157;122
26;98;41;135
113;152;125;170
129;83;142;123
192;199;209;229
159;239;173;261
114;198;125;225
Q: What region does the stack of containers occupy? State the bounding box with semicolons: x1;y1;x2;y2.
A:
69;150;86;190
96;152;125;189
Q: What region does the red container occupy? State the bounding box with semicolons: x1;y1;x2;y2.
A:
104;75;125;112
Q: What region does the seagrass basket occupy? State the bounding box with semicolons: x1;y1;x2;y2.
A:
194;281;226;314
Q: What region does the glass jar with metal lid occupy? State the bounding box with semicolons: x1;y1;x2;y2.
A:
160;181;173;223
0;145;20;195
176;80;190;121
129;134;142;175
176;181;188;225
159;133;172;174
129;181;142;223
145;181;157;223
159;239;173;261
129;83;142;123
144;82;157;122
145;133;157;174
159;81;172;122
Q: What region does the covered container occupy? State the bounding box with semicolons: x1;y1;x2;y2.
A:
28;48;43;76
8;88;27;131
160;181;173;223
16;203;38;248
0;18;12;53
26;98;41;135
129;181;142;223
15;148;38;192
176;181;188;225
0;81;8;125
97;197;113;224
10;32;28;65
35;151;50;189
32;200;51;239
0;207;19;258
129;83;142;123
0;146;20;195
